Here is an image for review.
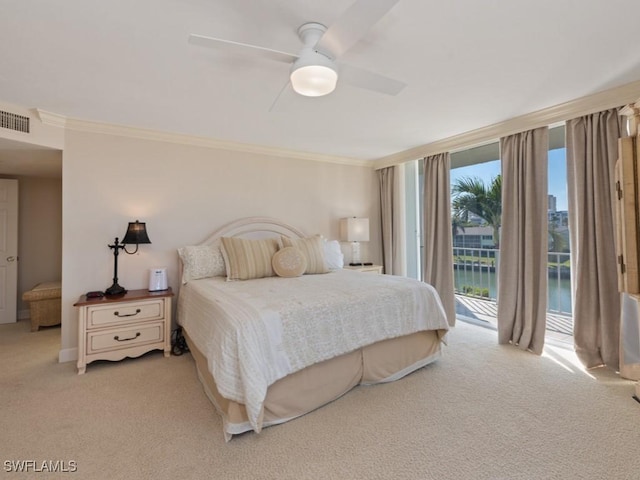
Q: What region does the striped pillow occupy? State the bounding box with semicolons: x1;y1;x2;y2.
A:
220;237;280;281
281;235;329;274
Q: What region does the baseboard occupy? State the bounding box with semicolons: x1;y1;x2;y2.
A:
58;347;77;363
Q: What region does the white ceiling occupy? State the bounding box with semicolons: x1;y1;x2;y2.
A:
2;0;640;163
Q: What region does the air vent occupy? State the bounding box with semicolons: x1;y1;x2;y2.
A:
0;110;30;133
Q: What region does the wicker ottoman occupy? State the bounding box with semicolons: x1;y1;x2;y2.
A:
22;281;62;332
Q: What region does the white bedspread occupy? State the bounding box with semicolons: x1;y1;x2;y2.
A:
177;269;449;432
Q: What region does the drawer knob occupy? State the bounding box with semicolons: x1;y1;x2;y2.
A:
114;332;141;342
113;308;141;318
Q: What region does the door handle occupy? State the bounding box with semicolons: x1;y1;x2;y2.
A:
6;256;16;262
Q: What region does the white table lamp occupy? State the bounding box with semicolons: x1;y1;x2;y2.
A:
340;217;369;266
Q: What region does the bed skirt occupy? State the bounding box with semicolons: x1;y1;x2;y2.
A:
184;329;443;441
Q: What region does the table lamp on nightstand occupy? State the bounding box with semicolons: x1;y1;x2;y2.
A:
340;217;369;266
105;220;151;296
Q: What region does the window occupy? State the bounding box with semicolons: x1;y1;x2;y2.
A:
407;125;572;338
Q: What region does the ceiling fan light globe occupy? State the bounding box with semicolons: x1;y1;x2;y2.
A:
290;64;338;97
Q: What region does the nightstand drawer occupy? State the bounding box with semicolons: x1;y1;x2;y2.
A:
87;321;164;354
87;299;164;329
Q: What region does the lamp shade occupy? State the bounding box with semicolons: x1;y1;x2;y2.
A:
122;220;151;245
340;217;370;242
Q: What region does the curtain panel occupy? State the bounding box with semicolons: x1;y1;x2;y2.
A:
566;108;624;370
422;153;456;326
377;165;406;276
498;127;549;354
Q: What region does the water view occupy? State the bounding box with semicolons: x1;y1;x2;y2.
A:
454;267;572;315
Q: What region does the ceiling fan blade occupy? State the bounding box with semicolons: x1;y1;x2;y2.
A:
339;64;406;96
315;0;400;58
188;34;297;64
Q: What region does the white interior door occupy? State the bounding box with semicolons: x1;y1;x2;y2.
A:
0;179;18;324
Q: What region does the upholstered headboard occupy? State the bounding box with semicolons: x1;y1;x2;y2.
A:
199;217;306;245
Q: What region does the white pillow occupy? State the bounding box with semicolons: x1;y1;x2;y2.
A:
323;239;344;270
177;241;226;284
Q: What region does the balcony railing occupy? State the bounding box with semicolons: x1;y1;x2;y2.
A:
453;247;572;317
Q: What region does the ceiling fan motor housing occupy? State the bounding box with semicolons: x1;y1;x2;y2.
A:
290;23;338;97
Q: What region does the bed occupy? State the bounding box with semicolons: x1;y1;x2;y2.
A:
177;217;450;440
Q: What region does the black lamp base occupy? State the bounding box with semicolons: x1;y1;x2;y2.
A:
105;283;127;296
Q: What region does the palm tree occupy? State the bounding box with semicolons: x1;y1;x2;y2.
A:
451;217;466;243
451;175;502;248
548;220;566;253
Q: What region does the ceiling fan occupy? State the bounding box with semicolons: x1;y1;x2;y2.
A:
188;0;406;104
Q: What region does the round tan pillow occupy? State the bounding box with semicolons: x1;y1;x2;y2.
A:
272;247;307;277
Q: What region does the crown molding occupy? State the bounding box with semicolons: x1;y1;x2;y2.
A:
56;116;369;167
373;79;640;170
35;109;67;128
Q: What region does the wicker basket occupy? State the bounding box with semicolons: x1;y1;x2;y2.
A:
22;281;61;332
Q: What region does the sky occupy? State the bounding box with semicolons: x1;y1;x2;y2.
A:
450;147;568;211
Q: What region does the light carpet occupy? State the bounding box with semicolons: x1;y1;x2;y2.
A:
1;318;639;480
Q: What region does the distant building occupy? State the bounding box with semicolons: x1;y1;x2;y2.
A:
453;226;495;248
453;222;570;252
548;210;569;227
548;194;557;213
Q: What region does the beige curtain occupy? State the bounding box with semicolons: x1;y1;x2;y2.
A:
377;165;406;275
497;127;549;354
422;153;455;326
566;108;624;370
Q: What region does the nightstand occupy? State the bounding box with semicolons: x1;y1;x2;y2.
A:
344;264;383;274
74;288;173;374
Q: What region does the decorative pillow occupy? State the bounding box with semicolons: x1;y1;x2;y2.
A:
177;242;226;284
220;236;279;281
281;235;329;274
272;247;307;278
323;239;344;270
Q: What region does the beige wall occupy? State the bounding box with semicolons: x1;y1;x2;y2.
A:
0;175;63;317
60;129;380;361
17;176;63;313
